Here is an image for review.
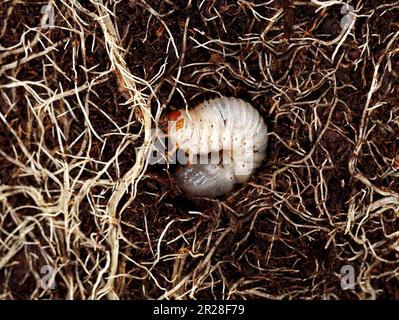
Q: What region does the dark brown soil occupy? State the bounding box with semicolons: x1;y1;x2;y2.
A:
0;0;398;300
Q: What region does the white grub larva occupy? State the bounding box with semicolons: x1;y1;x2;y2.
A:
162;97;268;198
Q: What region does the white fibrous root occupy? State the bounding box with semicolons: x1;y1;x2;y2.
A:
164;97;268;197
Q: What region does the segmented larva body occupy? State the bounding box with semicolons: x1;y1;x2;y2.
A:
167;97;268;197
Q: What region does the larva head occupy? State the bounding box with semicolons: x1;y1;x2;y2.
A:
159;110;184;133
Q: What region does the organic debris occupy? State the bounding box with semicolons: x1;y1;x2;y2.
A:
0;0;398;299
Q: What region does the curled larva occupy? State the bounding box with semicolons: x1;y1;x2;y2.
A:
162;97;268;198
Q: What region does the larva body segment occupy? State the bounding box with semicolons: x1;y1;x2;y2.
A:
168;97;268;197
174;163;236;198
